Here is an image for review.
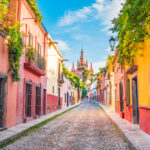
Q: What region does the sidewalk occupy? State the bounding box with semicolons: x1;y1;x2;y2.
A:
96;102;150;150
0;102;81;146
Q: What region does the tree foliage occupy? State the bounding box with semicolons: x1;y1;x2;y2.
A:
82;88;87;98
111;0;150;66
106;55;114;68
27;0;43;23
62;65;81;88
82;68;90;81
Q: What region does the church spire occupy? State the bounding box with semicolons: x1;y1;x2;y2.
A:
90;62;94;74
71;62;75;72
80;48;85;65
86;60;88;68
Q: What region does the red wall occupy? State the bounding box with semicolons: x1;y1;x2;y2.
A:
47;94;58;113
139;107;150;135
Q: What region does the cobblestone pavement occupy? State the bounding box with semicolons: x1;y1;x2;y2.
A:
3;102;129;150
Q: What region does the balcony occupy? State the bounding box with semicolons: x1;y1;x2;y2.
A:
57;73;64;86
24;46;46;76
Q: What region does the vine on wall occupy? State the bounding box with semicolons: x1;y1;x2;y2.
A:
27;0;43;23
111;0;150;66
0;1;24;82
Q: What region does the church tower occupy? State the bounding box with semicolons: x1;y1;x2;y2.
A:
71;62;75;73
80;48;85;65
90;62;94;74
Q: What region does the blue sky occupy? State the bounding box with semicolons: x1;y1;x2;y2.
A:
37;0;124;73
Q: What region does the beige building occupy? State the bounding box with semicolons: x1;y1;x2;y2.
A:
46;36;64;112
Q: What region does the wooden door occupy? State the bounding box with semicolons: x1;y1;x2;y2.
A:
119;82;124;112
132;77;139;124
0;76;6;128
58;88;61;109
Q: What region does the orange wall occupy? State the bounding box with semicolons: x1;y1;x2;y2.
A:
137;39;150;107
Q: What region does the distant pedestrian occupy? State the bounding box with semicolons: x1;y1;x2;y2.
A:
86;95;89;102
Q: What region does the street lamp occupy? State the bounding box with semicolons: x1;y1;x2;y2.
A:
61;59;69;63
109;36;116;51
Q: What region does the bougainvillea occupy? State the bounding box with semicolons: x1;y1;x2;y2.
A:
0;1;24;82
111;0;150;66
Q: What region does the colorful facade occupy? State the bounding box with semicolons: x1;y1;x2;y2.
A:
112;51;125;117
0;30;18;128
9;0;49;124
125;38;150;134
62;75;72;108
0;0;81;130
98;44;150;135
46;36;63;112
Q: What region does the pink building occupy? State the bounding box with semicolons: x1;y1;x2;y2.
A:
113;51;125;117
10;0;49;124
0;30;18;128
62;75;72;108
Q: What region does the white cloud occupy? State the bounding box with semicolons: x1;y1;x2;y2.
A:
58;6;92;26
72;34;91;41
93;61;106;73
97;0;125;34
58;0;125;34
106;47;111;52
56;40;70;51
63;62;72;71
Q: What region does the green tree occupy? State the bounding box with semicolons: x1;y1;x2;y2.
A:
106;55;114;68
82;69;90;81
111;0;150;66
62;65;81;88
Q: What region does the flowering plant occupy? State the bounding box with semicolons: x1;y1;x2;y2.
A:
0;1;24;82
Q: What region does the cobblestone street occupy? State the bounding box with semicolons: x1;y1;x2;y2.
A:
3;102;129;150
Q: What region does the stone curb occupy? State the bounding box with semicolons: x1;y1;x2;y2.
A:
0;102;81;147
92;101;150;150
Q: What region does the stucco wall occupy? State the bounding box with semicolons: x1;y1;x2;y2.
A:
62;75;72;108
0;34;17;128
11;0;49;124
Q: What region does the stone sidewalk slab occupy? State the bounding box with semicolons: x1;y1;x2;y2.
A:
0;103;81;146
95;101;150;150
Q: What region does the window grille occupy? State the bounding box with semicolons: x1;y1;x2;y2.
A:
25;83;32;117
28;32;33;46
36;86;41;115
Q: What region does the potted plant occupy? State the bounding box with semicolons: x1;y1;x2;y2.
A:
26;46;36;63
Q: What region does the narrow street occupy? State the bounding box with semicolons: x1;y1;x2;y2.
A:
3;102;129;150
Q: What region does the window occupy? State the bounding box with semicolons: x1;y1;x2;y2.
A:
35;86;41;115
58;62;61;79
52;86;55;94
28;32;33;46
25;84;32;117
37;43;41;56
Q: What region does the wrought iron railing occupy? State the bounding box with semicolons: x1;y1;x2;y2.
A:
36;53;46;71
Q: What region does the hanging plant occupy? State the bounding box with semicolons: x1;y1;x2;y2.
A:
0;2;24;82
26;0;43;23
111;0;150;66
7;24;24;82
